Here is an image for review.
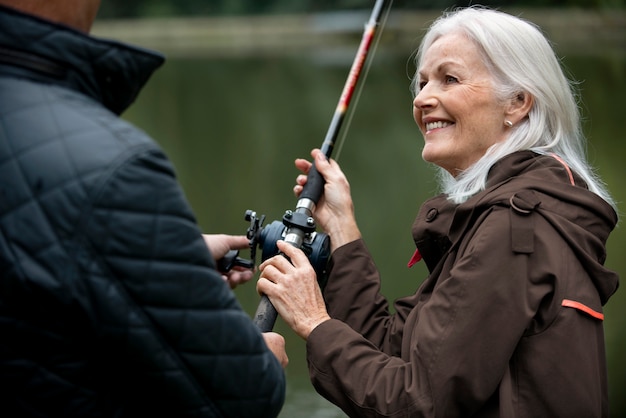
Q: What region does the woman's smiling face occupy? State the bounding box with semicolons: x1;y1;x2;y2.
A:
413;32;509;176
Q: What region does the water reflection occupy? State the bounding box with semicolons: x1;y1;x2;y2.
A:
124;48;625;417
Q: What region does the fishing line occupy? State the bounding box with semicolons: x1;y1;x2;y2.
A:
333;0;394;163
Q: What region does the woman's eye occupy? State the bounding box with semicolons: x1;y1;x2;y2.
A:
418;81;427;90
445;75;458;84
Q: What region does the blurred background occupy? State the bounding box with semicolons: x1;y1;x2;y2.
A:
93;1;624;416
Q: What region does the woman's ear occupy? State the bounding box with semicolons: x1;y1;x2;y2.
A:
505;91;534;124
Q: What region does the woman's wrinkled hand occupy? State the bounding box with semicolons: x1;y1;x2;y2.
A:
294;149;361;251
257;240;331;340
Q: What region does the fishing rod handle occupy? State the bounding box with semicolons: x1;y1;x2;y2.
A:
299;163;325;204
253;294;278;332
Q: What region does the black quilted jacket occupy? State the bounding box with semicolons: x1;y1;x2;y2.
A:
0;6;285;417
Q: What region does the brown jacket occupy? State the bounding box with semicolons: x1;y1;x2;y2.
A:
307;151;619;417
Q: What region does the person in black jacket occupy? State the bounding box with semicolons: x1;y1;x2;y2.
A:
0;0;287;417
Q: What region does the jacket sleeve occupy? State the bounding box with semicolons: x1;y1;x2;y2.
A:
307;208;546;417
80;145;285;418
321;239;407;355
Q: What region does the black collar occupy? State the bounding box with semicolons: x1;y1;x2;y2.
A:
0;5;165;115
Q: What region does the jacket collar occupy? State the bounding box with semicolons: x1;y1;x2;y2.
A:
0;5;165;115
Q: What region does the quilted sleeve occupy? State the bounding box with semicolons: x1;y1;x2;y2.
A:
80;145;285;418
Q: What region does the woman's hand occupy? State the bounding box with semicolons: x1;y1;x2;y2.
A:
258;240;331;340
294;149;361;251
203;234;255;289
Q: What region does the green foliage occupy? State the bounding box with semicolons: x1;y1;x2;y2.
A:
97;0;623;19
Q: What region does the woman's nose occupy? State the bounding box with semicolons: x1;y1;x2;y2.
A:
413;85;436;110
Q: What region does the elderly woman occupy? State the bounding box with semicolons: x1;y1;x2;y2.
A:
258;6;619;418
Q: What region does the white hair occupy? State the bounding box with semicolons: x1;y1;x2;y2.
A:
412;6;616;210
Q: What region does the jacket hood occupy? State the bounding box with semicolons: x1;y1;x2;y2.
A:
416;151;619;305
464;151;618;304
0;5;165;115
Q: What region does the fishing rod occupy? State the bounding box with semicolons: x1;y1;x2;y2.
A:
226;0;392;332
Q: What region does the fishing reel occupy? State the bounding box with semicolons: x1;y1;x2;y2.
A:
220;209;330;289
248;209;330;288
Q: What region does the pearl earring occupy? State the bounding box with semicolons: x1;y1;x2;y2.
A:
504;120;513;127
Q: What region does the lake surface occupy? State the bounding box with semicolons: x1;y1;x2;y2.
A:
118;15;626;417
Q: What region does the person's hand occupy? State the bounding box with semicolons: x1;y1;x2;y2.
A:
294;149;361;251
203;234;249;259
258;240;331;340
202;234;254;289
262;332;289;368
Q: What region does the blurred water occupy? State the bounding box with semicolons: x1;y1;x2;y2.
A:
124;47;626;417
